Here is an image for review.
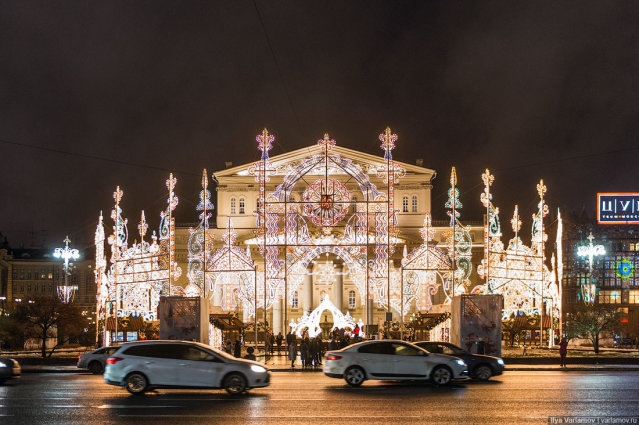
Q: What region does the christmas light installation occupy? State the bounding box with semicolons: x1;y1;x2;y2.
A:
444;167;473;298
289;294;357;338
53;236;80;303
100;177;183;329
476;178;560;324
577;232;605;304
186;169;215;297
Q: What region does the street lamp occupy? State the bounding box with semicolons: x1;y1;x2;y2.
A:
577;232;605;304
53;236;80;303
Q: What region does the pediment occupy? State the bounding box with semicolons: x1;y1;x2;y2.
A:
214;144;435;181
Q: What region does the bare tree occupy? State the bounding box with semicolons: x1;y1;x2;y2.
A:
564;303;623;354
13;296;87;358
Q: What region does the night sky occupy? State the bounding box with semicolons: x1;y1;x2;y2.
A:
1;1;639;252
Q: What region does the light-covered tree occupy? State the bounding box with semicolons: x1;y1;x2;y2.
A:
564;303;623;354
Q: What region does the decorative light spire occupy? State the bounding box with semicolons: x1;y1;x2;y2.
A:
138;211;148;240
511;205;522;238
379;127;397;160
318;133;336;153
257;128;274;161
196;169;214;228
480;169;494;208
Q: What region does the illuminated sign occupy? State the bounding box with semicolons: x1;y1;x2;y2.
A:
597;193;639;224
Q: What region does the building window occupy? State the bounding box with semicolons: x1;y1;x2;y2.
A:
411;195;418;213
348;290;356;309
599;290;621;304
239;197;245;214
48;272;53;279
86;275;94;291
291;291;299;308
71;275;79;288
230;197;236;215
27;284;31;293
402;195;409;213
630;290;639;304
27;272;32;279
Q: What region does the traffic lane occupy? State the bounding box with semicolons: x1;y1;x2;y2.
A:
1;372;639;424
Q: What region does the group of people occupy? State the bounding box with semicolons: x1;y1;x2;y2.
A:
286;331;325;368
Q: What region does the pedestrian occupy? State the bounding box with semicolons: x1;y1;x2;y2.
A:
477;339;486;355
276;332;284;355
243;346;256;361
328;337;337;351
234;340;241;358
300;338;309;368
269;332;275;356
264;332;272;357
288;337;297;368
353;324;360;342
225;339;232;354
559;338;568;368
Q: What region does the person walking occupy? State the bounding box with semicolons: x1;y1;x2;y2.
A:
243;346;256;361
225;339;232;354
300;338;309;368
353;324;360;343
233;340;241;358
288;337;298;368
269;332;275;356
276;332;284;355
559;338;568;368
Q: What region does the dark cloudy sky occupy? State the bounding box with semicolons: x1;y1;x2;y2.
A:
1;1;639;251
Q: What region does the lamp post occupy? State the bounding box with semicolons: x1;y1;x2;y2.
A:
577;232;605;304
53;236;80;303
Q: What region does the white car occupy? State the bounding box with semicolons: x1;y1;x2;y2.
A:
104;340;270;395
78;346;120;374
323;340;468;387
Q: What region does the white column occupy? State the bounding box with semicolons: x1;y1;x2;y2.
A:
273;298;283;335
303;267;313;315
333;265;343;311
213;286;222;307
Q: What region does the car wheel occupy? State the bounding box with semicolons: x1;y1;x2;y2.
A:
474;364;492;381
88;361;103;375
223;373;247;395
125;372;148;395
344;366;365;387
430;366;452;386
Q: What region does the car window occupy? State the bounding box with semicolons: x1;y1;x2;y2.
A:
441;345;460;355
180;346;219;362
419;344;439;353
93;348;107;355
122;344;176;358
393;343;421;356
106;347;119;355
358;342;394;355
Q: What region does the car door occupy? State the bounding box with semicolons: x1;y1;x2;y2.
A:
356;342;396;378
391;343;429;379
121;343;180;386
441;343;475;370
174;344;225;388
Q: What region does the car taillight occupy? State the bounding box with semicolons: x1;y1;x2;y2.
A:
78;355;82;360
326;355;342;361
106;357;124;365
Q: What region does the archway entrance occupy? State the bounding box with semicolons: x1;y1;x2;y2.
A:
289;295;361;338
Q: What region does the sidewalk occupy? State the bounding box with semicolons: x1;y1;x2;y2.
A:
16;352;639;373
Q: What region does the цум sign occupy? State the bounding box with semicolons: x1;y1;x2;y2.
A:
597;192;639;224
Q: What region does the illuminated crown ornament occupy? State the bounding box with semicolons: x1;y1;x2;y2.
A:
318;133;336;153
511;205;522;235
379;127;397;160
257;128;274;161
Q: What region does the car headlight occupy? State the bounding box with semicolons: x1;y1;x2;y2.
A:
455;359;467;367
497;359;505;365
251;365;267;373
0;362;6;368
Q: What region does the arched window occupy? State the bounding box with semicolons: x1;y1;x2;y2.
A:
411;195;418;213
402;195;409;213
292;291;299;308
348;290;356;309
230;197;237;215
71;274;79;289
239;197;245;214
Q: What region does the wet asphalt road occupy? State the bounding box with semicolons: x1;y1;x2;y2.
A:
1;371;639;425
